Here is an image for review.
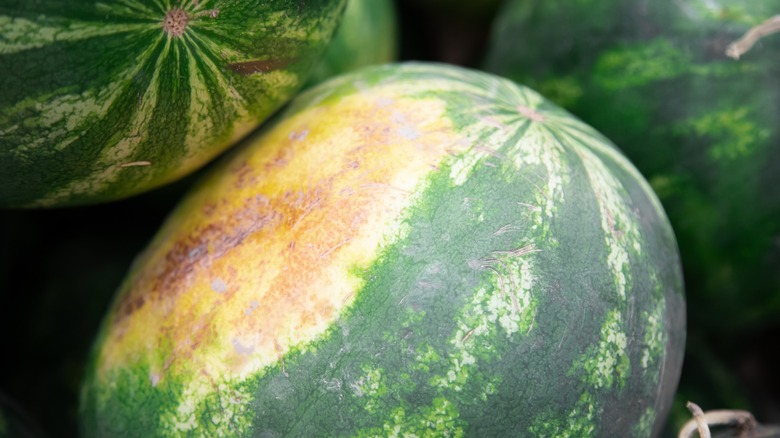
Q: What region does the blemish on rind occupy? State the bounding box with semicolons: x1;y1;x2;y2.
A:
244;300;259;316
227;58;297;76
162;8;188;37
289;129;309;141
118;161;152;168
232;338;255;355
517;105;545;122
194;9;220;19
210;278;228;293
398;125;420;140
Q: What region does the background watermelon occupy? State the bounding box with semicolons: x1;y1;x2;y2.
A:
484;0;780;332
483;0;780;428
0;0;345;208
80;62;685;437
305;0;398;87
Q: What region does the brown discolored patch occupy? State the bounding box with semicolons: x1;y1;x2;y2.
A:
98;93;462;379
265;145;295;172
227;58;297;76
114;195;281;323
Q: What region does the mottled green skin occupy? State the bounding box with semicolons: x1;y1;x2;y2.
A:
81;63;685;437
0;0;345;208
306;0;397;86
484;0;780;330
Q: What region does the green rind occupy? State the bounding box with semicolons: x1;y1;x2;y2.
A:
0;0;346;208
305;0;398;87
483;0;780;329
81;63;685;437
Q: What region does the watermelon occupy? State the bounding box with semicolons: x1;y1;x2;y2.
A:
305;0;398;87
80;63;685;437
0;0;345;208
483;0;780;330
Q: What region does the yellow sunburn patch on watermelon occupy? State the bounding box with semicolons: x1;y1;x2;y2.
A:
95;91;464;385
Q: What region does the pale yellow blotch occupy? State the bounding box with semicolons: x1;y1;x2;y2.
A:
96;91;465;385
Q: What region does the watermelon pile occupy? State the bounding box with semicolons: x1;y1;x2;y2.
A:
2;0;778;437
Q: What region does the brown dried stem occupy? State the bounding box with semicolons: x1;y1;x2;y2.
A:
678;401;757;438
726;15;780;59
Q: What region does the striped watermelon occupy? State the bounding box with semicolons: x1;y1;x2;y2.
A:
305;0;398;87
483;0;780;330
0;0;345;208
80;63;685;437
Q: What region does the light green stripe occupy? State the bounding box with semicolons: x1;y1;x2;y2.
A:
7;32;162;157
181;40;218;161
553;115;668;219
0;16;153;54
184;30;249;112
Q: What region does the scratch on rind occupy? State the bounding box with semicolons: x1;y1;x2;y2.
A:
483;265;507;300
517;201;542;212
472;144;508;161
119;161;152;168
461;327;476;343
194;8;220;18
557;325;568;351
341;290;355;305
493;224;520;236
227;58;297;76
318;236;353;259
358;182;410;194
492;244;540;258
274;338;288;377
290;198;322;230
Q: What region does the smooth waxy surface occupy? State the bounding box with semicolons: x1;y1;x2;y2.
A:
81;63;685;437
0;0;345;207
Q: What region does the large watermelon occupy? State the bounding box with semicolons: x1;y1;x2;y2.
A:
0;0;345;208
80;63;685;437
483;0;780;330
